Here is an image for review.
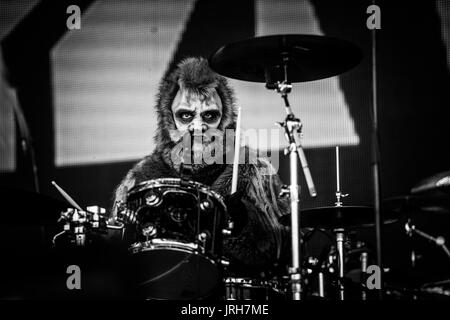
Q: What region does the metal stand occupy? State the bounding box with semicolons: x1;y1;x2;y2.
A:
335;229;346;300
318;271;325;298
405;219;450;260
370;10;384;299
334;146;347;300
53;206;106;247
268;55;317;300
361;251;369;300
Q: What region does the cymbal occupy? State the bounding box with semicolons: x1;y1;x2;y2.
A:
0;187;68;226
411;171;450;195
209;34;363;83
279;205;399;230
383;195;450;214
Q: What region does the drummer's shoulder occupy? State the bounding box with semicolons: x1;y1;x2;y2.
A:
248;156;279;178
255;157;278;175
126;151;171;180
132;153;158;169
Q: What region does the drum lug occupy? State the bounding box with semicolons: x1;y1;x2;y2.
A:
197;232;209;253
116;201;136;225
198;232;208;241
200;199;214;211
141;224;157;238
222;221;234;236
220;259;230;267
222;228;232;236
145;193;161;206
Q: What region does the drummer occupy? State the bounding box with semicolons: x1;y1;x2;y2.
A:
112;57;289;276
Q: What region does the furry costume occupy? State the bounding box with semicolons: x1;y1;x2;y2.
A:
112;57;289;274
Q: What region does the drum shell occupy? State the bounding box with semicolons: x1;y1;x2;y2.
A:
123;178;229;300
129;240;222;300
125;178;228;258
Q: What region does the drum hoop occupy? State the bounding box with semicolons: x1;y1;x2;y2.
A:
127;178;227;212
130;239;217;265
224;277;270;287
130;239;218;270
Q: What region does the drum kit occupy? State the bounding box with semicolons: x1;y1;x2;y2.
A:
1;34;449;300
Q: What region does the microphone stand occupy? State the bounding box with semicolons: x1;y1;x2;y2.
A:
267;54;317;300
370;13;384;299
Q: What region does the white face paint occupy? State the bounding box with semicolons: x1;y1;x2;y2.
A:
170;88;223;168
171;88;223;134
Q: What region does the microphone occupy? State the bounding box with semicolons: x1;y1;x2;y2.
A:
297;146;317;197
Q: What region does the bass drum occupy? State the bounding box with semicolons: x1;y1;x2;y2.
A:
129;240;221;300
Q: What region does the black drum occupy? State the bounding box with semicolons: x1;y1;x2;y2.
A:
224;277;286;300
122;178;229;300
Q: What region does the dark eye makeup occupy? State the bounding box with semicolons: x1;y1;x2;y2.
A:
174;110;221;124
201;110;221;122
175;111;194;123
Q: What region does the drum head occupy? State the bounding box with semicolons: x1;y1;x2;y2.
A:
130;247;220;300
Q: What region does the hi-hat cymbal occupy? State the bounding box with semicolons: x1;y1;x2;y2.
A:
279;205;399;230
209;34;363;83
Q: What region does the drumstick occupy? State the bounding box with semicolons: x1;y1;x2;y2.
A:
336;146;340;192
231;107;242;194
51;181;83;211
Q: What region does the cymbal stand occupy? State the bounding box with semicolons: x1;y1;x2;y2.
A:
334;146;348;300
405;219;450;260
54;206;107;247
268;54;316;300
361;250;369;300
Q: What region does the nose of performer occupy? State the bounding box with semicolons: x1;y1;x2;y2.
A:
188;122;208;135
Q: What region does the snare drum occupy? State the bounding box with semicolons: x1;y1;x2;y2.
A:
122;178;230;300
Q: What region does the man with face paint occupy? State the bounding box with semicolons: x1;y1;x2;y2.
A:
112;57;289;277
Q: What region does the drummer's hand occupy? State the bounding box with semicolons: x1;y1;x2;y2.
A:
224;191;248;234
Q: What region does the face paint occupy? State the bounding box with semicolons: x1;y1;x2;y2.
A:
170;88;223;169
171;88;223;135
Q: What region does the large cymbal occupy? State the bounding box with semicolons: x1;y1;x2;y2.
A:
411;171;450;195
0;187;68;226
383;194;450;215
209;34;363;83
279;205;398;230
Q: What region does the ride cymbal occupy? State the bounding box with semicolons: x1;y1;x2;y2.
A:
279;205;398;230
383;195;450;215
209;34;363;83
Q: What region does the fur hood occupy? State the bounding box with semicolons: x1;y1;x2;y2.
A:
153;57;237;154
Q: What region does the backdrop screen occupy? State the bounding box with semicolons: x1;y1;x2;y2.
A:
52;0;359;167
